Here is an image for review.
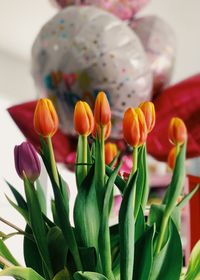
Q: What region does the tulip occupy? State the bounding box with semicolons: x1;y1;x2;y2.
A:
139;101;156;133
34;98;59;138
14;142;41;182
92;121;111;140
105;142;118;165
123;107;147;147
167;147;176;170
74;101;94;136
94;91;111;127
168;117;187;145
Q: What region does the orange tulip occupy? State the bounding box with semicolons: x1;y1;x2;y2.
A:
167;146;176;169
94;91;111;126
168;117;187;145
105;142;118;165
123;107;147;147
92;121;111;140
139;101;156;133
34;98;58;137
74;101;94;136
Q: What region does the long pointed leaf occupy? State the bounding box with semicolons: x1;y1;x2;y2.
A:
119;172;137;280
0;239;20;266
74;165;100;253
74;271;108;280
184;240;200;280
133;225;155;280
24;177;53;279
149;220;182;280
99;162;121;279
0;266;45;280
177;184;200;209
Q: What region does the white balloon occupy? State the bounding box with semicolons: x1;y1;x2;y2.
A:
32;6;152;138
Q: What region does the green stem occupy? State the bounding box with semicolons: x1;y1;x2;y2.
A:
81;135;88;178
47;136;59;186
176;143;181;157
155;213;169;255
101;126;106;178
131;146;138;175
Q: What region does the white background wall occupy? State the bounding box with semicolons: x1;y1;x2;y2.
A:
0;0;200;278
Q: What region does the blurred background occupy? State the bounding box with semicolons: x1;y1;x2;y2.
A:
0;0;200;278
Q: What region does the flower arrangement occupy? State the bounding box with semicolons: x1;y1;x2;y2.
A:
0;92;200;280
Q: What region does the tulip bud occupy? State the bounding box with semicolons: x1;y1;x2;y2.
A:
167;146;176;170
92;121;111;140
139;101;156;133
34;98;58;137
123;107;147;147
14;142;41;182
168;117;187;145
94;91;111;126
105;142;118;165
74;101;94;136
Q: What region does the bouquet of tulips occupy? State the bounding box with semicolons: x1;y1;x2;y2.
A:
0;92;200;280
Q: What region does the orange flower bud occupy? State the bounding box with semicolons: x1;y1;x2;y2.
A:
139;101;156;133
94;91;111;126
92;121;111;140
168;117;187;145
74;101;94;136
105;142;118;165
123;107;147;147
34;98;58;137
167;146;176;170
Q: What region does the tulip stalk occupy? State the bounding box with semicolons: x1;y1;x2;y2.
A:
47;136;59;186
101;126;106;177
131;146;138;175
81;135;88;178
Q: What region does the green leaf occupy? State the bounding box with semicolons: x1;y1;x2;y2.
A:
106;165;126;194
0;266;45;280
165;143;186;215
23;224;44;277
149;220;182;280
36;180;47;214
79;247;97;272
53;268;70;280
108;151;120;169
148;204;181;232
6;180;27;210
177;184;200;209
40;137;82;271
0;239;20;266
110;224;119;263
5;195;29;223
119;172;137;280
74;165;100;250
51;199;60;227
74;271;108;280
184;240;200;280
23;177;53;279
133;225;155;280
47;226;68;274
52;180;82;271
135;207;145;243
99;162;121;280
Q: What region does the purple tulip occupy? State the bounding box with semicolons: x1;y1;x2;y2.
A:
14;142;41;182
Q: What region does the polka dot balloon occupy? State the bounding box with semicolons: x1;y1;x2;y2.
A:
50;0;150;20
32;6;152;139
